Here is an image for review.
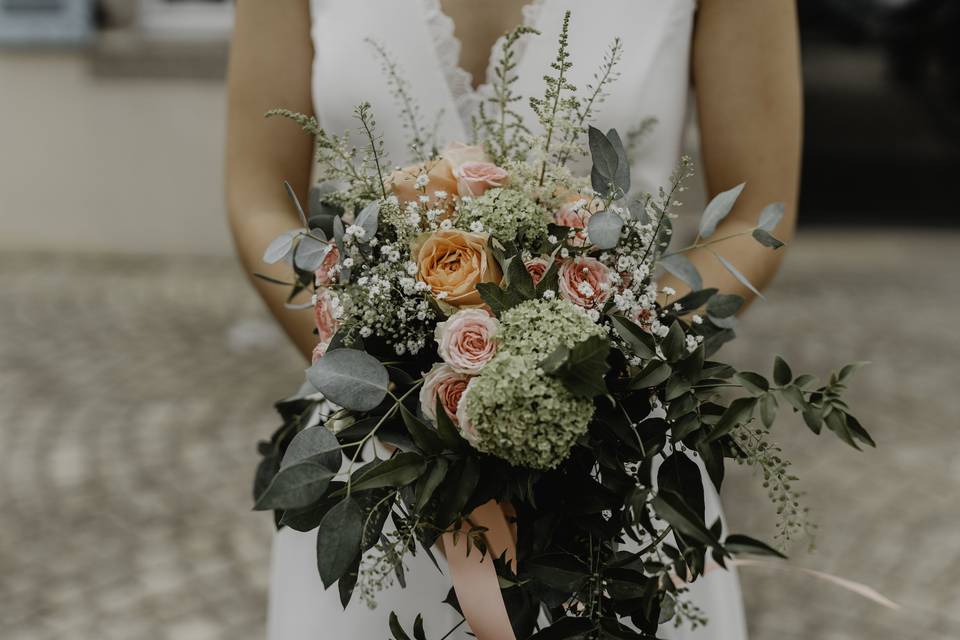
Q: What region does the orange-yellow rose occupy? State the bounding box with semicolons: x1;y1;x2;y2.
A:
416;230;502;308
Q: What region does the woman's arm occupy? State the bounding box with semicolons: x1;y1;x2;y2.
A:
663;0;803;307
226;0;317;359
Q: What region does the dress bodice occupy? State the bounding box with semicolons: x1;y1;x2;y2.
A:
308;0;697;195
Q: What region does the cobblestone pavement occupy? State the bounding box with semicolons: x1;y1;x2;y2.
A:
1;231;958;640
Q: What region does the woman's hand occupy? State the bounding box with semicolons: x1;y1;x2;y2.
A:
226;0;318;359
665;0;803;309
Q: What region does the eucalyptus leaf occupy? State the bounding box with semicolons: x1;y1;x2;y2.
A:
284;180;309;227
263;229;301;265
281;424;342;472
355;200;380;243
714;254;764;299
293;234;332;271
253;461;335;511
587;211;625;250
306;349;390;412
606;128;631;194
588;125;619;181
752;228;784;249
706;293;744;318
660;254;703;291
699;183;745;238
757;202;785;232
317;497;363;587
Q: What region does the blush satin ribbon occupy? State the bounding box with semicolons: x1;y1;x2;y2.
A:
441;500;519;640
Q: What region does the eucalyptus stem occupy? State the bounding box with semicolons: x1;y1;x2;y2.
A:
660;229;755;259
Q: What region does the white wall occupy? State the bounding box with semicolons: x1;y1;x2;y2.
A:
0;52;233;256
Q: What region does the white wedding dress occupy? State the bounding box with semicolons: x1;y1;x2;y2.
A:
267;1;748;638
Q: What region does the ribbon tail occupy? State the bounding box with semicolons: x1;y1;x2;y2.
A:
729;558;901;610
441;500;518;640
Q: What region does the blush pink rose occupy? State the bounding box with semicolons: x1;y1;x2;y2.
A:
435;308;499;374
558;257;613;309
455;378;480;445
455;161;509;197
524;257;551;286
419;363;470;425
314;290;339;346
555;195;604;247
314;246;340;286
311;341;328;363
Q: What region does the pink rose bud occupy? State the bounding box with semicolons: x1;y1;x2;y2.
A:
524;257;551;286
435;308;499;374
419;363;471;426
454;161;509;197
314;246;340;286
311;341;329;363
555;195;604;247
314;290;339;345
558;257;613;309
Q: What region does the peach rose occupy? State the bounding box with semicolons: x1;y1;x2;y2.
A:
386;159;458;209
455;161;509;197
313;246;340;286
435;308;499;374
314;289;339;346
524;257;551;286
416;230;502;308
455;378;480;445
558;257;613;309
419;363;470;425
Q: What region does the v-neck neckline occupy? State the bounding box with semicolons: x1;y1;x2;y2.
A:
420;0;546;135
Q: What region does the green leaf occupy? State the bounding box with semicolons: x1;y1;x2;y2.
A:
630;360;671;389
845;413;876;448
306;349;390;412
415;458;449;511
434;396;465;450
760;393;778;428
699;183;745;238
752;228;784;249
530;617;595;640
704;396;757;443
724;534;786;558
661;321;686;362
413;614;426;640
588;125;619;181
388;612;412;640
610;314;656;359
399;405;444;454
838;361;869;382
651;492;720;547
527;554;590;591
660;254;702;291
505;255;536;300
802;405;823;434
658;453;705;522
254;461;336;511
714;253;765;299
348;452;427;493
706;293;744;318
606;128;631;194
338;553;361;608
757;202;784;232
734;371;769;394
672;288;717;313
587;211;625;250
541;335;611;399
316;497;363;588
824;410;861;450
281;425;342;473
773;355;793;386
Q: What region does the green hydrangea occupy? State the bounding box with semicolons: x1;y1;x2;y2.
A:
463;353;594;469
497;298;607;359
456;187;548;250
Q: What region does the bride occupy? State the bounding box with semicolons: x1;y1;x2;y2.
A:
225;1;802;638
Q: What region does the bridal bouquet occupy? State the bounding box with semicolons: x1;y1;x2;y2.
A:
253;13;873;639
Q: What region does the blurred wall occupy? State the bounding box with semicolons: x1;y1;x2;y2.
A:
0;52;232;256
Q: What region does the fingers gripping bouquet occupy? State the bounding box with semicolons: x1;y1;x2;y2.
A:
252;14;873;640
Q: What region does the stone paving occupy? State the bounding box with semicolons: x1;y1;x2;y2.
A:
1;231;958;639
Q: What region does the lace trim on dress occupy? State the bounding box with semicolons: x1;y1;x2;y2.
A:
420;0;546;135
